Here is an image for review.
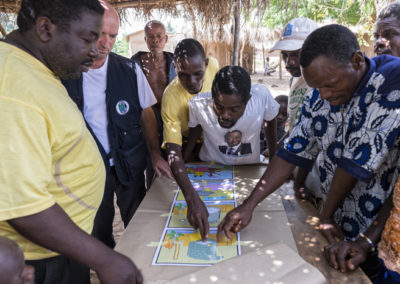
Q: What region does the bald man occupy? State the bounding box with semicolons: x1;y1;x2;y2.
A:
132;20;176;108
0;236;34;284
64;1;172;249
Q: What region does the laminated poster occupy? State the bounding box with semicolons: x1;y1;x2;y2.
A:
152;229;240;266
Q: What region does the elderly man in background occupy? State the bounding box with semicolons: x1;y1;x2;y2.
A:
132;20;176;187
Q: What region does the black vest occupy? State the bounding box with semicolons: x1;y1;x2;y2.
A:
63;52;147;187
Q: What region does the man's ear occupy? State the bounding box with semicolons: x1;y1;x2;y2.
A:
351;50;365;70
205;57;209;67
35;16;55;43
165;34;169;44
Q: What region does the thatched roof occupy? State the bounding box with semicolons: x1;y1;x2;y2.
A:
0;0;20;13
1;0;268;26
1;0;270;46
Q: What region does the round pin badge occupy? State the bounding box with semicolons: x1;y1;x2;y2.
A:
116;100;130;115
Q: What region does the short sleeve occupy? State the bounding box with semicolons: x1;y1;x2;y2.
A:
0;99;55;221
135;63;157;109
276;90;320;171
188;97;200;128
339;87;400;183
256;85;279;121
161;83;184;147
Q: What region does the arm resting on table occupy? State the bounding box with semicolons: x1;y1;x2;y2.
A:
8;204;142;284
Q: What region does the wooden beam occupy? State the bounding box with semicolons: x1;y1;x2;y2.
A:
0;22;6;37
0;23;7;36
111;0;182;9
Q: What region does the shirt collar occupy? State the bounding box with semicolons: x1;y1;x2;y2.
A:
353;56;375;97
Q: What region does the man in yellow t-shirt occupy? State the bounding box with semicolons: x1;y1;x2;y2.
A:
162;39;219;242
0;1;142;283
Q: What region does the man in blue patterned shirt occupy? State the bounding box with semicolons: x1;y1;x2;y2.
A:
219;24;400;277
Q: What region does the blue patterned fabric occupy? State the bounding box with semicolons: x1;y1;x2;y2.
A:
277;55;400;240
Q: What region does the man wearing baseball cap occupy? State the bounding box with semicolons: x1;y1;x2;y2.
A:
270;17;320;202
270;17;319;131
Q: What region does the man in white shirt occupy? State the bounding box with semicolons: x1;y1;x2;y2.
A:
270;17;320;201
186;66;279;166
63;0;172;248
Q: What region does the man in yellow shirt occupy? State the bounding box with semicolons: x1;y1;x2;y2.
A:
0;0;142;283
162;39;219;241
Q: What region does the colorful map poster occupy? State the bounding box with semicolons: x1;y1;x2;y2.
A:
167;201;236;228
176;180;235;201
186;164;233;180
152;229;240;266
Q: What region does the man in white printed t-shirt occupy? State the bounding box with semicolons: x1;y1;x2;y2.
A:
185;66;279;165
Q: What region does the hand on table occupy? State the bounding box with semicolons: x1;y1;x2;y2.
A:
151;153;173;180
217;203;253;241
319;218;344;244
97;252;143;284
324;239;370;272
186;196;209;241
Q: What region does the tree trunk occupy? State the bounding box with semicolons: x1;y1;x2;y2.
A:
188;7;197;39
173;243;180;260
232;0;240;65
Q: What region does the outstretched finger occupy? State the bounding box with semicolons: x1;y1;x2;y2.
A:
196;214;206;242
217;218;227;242
201;216;210;242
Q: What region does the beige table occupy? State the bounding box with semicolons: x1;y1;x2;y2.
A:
115;164;368;283
278;182;372;284
115;165;300;282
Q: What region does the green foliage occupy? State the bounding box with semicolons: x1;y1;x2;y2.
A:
111;36;129;57
261;0;376;29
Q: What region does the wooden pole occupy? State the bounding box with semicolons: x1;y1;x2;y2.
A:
232;0;240;65
0;23;6;37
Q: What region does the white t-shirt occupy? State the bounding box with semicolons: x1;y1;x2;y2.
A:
188;84;279;165
288;76;313;131
82;55;156;155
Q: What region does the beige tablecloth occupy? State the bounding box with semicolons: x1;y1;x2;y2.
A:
115;164;326;283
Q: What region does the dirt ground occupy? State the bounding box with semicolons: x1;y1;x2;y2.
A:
90;71;292;283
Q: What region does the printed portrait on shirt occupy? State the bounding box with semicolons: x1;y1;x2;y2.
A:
218;130;252;156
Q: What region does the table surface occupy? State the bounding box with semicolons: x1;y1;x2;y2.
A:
278;182;372;284
115;164;371;283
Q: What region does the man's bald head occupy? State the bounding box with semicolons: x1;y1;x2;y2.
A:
100;0;119;22
0;236;34;284
144;20;168;54
93;0;119;67
144;20;166;34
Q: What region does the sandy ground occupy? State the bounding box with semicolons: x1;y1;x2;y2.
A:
90;71;291;283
